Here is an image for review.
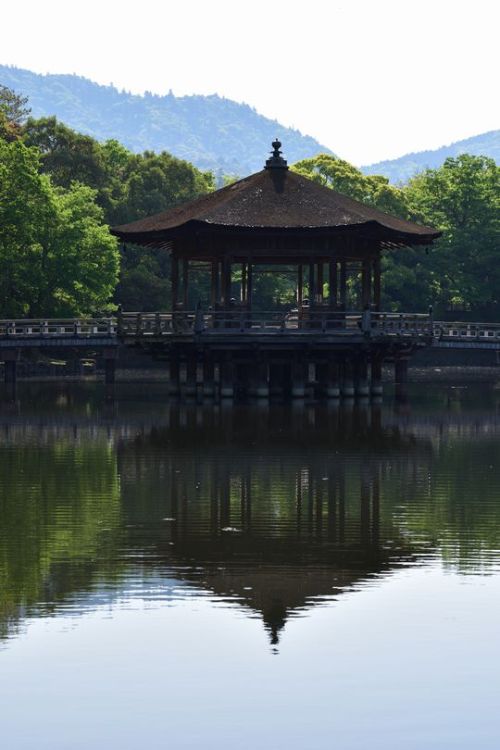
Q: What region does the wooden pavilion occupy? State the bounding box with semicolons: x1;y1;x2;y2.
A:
112;141;441;399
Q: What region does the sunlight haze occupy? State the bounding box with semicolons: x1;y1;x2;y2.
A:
1;0;498;164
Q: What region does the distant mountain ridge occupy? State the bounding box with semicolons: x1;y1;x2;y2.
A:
362;130;500;183
0;65;333;176
1;65;498;183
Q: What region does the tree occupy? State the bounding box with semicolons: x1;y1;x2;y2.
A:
405;155;500;315
0;85;30;141
292;154;408;216
0;139;119;317
23;116;107;191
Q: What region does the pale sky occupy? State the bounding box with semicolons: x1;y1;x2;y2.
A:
1;0;498;164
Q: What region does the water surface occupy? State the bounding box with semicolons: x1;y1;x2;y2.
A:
1;383;500;749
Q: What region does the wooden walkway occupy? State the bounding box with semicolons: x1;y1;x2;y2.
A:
0;312;498;348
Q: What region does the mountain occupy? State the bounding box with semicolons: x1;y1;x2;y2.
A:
0;65;332;177
363;130;500;183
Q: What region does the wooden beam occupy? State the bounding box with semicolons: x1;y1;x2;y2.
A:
339;261;347;309
182;258;189;308
241;262;247;303
297;264;303;307
171;255;179;311
329;261;338;308
309;262;316;308
373;256;381;311
222;257;232;308
361;258;372;308
247;261;253;310
317;262;324;302
210;260;219;308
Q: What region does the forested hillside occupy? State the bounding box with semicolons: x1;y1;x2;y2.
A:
0;65;332;177
363;130;500;183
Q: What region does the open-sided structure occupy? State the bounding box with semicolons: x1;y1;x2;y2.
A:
111;141;441;399
112;140;439;315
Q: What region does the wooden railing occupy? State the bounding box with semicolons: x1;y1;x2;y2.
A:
0;318;116;338
117;310;433;337
433;321;500;341
2;313;498;343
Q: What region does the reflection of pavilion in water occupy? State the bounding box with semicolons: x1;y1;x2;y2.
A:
117;404;431;644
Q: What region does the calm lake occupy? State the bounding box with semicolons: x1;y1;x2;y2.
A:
1;382;500;749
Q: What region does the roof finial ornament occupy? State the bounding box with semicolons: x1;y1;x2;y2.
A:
265;138;288;170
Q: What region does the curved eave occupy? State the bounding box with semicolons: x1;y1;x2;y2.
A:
111;218;441;251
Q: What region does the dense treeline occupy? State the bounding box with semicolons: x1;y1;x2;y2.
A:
1;84;499;318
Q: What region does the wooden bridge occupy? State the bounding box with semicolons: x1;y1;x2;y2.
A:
0;311;499;346
0;312;498;396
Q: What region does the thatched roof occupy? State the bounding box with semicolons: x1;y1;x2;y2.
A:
112;143;440;249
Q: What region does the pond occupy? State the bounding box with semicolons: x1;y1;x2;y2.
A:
0;382;500;749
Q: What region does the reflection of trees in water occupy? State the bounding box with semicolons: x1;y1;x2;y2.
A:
0;439;121;639
0;399;500;643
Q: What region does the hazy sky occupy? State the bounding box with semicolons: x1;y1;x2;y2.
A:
2;0;498;164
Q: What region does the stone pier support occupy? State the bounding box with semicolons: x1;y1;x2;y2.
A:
326;361;340;398
202;354;215;398
185;354;198;397
255;360;269;398
395;357;409;384
355;357;370;397
341;361;355;398
291;356;306;398
1;349;18;385
269;363;286;398
371;357;383;396
103;347;118;385
169;358;181;396
220;355;234;399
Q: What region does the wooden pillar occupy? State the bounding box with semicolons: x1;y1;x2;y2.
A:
297;264;303;307
317;262;324;303
182;258;189;308
210;260;219;308
171;255;179;311
339;261;347;309
373;256;381;311
309;262;316;307
241;262;247;303
361;258;372;308
222;257;232;308
246;261;253;310
329;261;338;308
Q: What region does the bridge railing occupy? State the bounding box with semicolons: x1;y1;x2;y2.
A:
118;310;432;336
0;311;435;340
433;321;500;341
0;318;117;337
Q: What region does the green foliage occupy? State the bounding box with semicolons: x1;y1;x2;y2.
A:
405;155;500;315
0;139;119;316
292;154;500;315
293;154;408;216
0;84;30;141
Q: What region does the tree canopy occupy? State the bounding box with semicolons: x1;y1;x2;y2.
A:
0;139;119;316
0;88;499;318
